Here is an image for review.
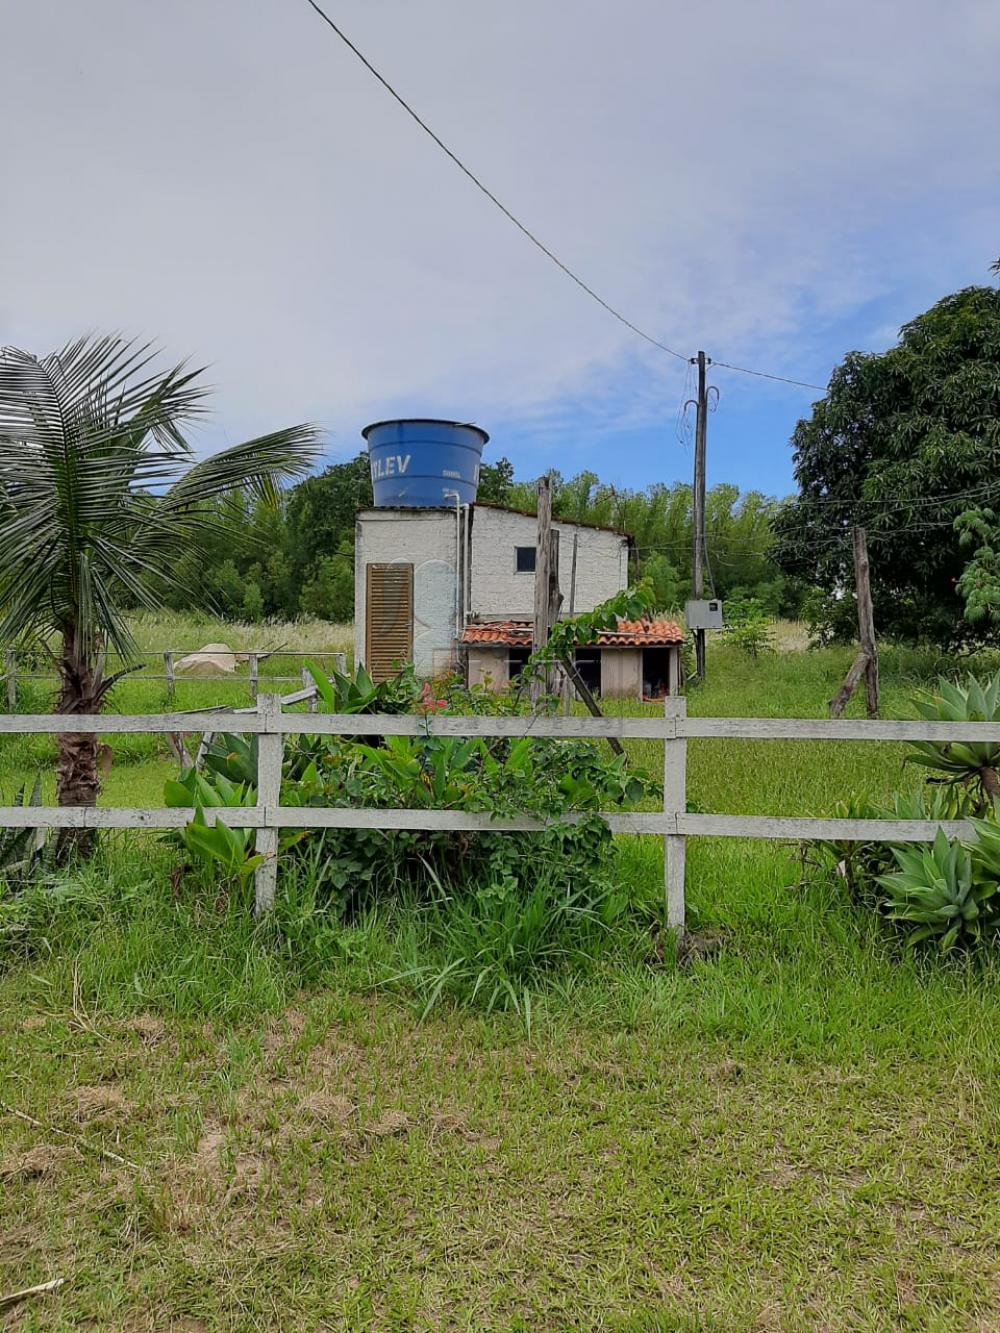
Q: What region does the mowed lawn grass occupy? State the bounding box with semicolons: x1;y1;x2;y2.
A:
4;632;1000;1327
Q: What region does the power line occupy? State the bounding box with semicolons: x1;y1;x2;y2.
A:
300;1;830;393
300;0;688;363
712;360;826;392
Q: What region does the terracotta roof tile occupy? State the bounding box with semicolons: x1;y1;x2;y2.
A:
460;618;684;647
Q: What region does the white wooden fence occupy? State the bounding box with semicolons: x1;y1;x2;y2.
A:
2;696;998;929
3;649;347;706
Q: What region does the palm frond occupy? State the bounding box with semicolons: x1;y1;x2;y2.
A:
160;424;321;513
0;335;321;669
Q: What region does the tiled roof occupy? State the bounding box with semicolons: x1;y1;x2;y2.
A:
461;618;684;647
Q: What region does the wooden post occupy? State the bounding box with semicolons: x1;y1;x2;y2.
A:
253;693;283;914
302;666;318;712
663;695;687;935
830;527;879;718
249;653;259;702
163;652;175;704
568;531;578;616
531;476;554;702
5;650;16;712
854;527;879;718
335;652;347;676
667;644;682;697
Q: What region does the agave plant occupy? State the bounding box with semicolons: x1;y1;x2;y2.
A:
906;675;1000;811
0;776;47;889
878;828;1000;952
0;336;319;857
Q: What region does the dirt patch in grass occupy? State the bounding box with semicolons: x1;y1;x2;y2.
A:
0;1143;74;1181
68;1084;130;1120
124;1014;167;1044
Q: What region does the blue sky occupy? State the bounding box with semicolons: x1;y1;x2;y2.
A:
3;1;998;500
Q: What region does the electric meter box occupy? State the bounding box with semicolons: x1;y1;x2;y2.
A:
685;599;724;631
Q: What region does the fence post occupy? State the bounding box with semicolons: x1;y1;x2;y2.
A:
663;695;687;935
163;652;175;704
249;653;259;702
335;652;346;676
253;693;283;914
5;650;16;712
302;666;318;712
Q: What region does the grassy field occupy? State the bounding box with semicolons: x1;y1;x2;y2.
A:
3;624;1000;1329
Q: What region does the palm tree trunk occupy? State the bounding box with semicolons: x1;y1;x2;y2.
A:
55;627;102;861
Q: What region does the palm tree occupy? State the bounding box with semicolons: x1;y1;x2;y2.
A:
0;335;320;854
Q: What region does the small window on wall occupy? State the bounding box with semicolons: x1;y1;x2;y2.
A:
515;546;536;573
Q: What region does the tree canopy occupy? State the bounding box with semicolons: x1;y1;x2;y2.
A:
774;286;1000;644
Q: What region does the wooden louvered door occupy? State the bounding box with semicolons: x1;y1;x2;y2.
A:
365;563;414;681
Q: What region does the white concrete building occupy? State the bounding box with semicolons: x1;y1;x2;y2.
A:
354;502;683;698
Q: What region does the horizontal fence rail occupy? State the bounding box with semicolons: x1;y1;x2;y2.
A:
0;698;995;927
3;650;347;706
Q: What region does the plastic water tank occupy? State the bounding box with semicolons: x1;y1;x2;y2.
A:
363;418;489;507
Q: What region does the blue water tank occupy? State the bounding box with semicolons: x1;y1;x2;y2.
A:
363;418;489;508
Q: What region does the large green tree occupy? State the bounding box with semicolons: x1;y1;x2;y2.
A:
774;286;1000;644
284;452;372;588
0;336;318;843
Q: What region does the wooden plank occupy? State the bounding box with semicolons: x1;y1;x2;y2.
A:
254;694;283;914
678;814;972;841
280;713;671;738
663;696;687;932
0;806;265;829
6;711;1000;744
263;809;670;833
0;804;977;842
9;711;1000;743
0;806;669;833
0;711;270;735
249;653;259;701
680;718;1000;742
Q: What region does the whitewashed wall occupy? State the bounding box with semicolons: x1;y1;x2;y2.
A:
468;506;628;620
354;509;459;675
354;504;630;678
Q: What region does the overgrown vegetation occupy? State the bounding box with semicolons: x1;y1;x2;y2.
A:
808;672;1000;953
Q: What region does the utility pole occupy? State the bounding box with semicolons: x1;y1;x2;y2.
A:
829;526;879;718
691;349;709;679
532;475;561;702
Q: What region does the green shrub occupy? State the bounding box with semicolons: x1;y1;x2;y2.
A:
810;671;1000;953
180;662;658;922
724;597;775;659
906;674;1000;812
878;822;1000;953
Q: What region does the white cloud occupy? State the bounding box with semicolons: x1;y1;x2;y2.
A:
2;0;998;465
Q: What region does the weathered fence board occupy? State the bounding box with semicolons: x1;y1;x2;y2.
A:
682;718;1000;742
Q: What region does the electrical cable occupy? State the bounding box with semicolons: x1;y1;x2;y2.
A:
711;360;826;392
299;0;831;392
300;0;688;363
